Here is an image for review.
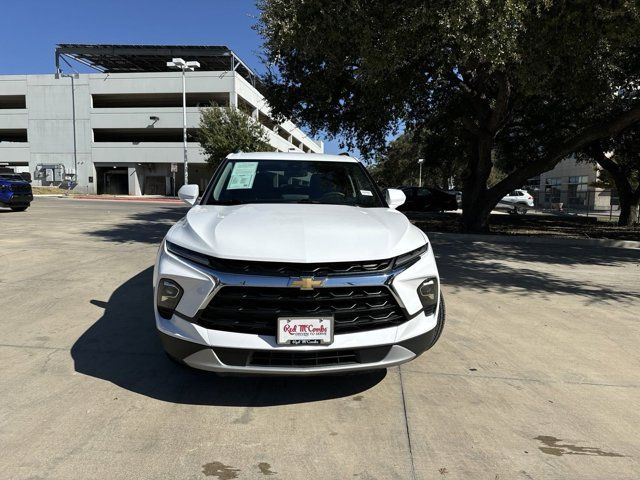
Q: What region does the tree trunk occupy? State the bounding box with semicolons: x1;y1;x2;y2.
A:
591;149;640;227
461;192;494;232
618;189;640;227
457;72;512;233
460;136;494;232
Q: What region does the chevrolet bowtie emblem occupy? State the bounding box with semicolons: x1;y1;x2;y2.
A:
290;277;326;290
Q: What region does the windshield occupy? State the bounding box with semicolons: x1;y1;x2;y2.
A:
0;174;24;181
203;159;385;208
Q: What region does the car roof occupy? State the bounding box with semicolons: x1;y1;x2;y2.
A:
227;152;359;163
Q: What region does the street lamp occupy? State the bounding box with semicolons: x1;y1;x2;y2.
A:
167;57;200;186
417;158;424;187
60;73;79;186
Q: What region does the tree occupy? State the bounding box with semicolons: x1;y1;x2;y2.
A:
579;130;640;226
257;0;640;231
371;129;466;189
198;105;271;168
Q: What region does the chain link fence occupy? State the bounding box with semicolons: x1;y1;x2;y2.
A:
525;186;620;220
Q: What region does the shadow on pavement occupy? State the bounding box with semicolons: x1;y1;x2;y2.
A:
85;207;189;244
433;239;640;302
71;267;385;406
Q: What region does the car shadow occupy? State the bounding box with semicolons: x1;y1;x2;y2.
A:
70;267;386;406
85;207;189;244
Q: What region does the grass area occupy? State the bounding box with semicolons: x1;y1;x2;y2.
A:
30;186;68;195
409;211;640;241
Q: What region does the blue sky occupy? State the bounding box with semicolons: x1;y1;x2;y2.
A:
0;0;352;154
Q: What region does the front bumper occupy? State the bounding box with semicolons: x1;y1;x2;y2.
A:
160;327;438;375
1;192;33;206
154;238;441;374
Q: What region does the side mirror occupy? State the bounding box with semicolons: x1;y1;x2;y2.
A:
385;188;406;209
178;184;199;206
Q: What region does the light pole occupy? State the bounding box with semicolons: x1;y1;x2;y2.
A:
167;58;200;186
417;158;424;187
60;73;79;185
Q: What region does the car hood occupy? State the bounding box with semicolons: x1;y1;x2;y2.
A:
167;203;426;263
0;179;30;186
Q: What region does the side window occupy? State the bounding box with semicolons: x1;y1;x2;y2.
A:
417;188;429;197
509;190;518;196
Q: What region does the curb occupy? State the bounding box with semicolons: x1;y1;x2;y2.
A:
426;231;640;250
34;195;183;204
71;196;184;204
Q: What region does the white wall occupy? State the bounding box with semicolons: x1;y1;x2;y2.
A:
0;70;323;194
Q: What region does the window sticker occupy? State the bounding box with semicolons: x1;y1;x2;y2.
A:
360;189;373;196
227;162;258;190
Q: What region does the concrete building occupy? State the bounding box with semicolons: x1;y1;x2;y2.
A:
525;157;614;212
0;44;323;195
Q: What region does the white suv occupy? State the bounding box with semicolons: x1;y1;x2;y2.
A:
154;152;445;375
496;189;534;215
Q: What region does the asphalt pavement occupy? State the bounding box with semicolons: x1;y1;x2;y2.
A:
1;198;639;479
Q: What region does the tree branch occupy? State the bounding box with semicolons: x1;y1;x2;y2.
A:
589;146;633;197
488;104;640;200
487;72;511;133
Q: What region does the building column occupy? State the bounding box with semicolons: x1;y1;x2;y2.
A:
128;166;142;196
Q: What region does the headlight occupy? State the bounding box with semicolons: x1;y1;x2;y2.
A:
166;240;210;267
157;278;183;319
394;243;428;269
417;277;439;314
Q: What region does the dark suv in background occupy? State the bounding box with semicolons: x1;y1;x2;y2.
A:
397;186;458;212
0;173;33;211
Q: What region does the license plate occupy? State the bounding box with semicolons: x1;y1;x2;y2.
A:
277;317;334;345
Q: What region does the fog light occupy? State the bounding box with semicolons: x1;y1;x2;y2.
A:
157;278;183;319
417;277;438;312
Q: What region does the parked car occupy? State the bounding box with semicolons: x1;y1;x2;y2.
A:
397;186;459;212
495;189;534;215
155;152;445;375
0;173;33;211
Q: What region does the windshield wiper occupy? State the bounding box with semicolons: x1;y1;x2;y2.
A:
294;199;321;204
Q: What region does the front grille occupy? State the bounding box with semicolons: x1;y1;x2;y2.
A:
10;185;31;194
214;344;393;368
197;286;408;335
249;349;358;367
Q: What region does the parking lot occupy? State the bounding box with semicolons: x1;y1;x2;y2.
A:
1;197;639;479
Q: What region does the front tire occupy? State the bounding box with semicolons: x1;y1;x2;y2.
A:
11;206;28;212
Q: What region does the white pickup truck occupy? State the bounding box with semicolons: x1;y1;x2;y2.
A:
154;152;445;375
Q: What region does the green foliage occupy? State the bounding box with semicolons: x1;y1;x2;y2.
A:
257;0;640;230
370;130;466;189
258;0;638;152
198;105;271;168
